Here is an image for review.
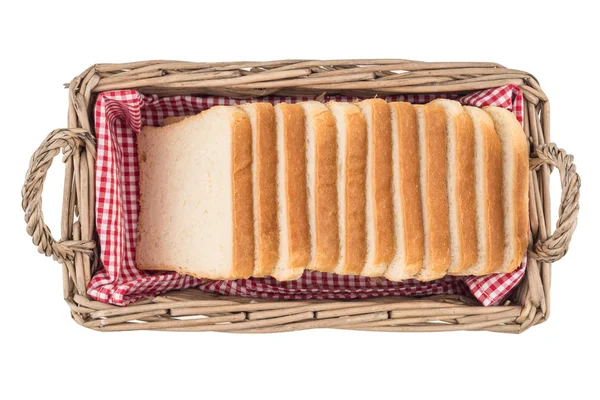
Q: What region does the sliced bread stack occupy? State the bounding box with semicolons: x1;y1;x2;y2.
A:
137;99;528;281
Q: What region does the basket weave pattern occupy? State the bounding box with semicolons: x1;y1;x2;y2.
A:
22;60;580;333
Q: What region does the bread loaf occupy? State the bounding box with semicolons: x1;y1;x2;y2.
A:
138;99;528;282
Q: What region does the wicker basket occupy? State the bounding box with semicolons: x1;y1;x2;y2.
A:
22;59;580;333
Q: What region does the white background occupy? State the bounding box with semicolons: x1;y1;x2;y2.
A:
1;1;598;398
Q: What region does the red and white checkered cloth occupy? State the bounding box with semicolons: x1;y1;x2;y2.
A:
88;85;526;306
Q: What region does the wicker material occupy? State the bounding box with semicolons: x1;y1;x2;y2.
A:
22;60;580;333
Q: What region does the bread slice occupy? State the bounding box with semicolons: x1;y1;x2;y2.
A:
326;101;368;276
272;103;311;280
430;99;478;275
415;103;451;281
238;103;279;277
301;101;340;272
456;107;505;276
358;99;395;276
384;102;424;281
483;106;529;273
136;106;254;279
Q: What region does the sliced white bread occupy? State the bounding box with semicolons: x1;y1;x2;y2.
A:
385;102;424;281
326;101;368;276
272;103;311;280
415;103;451;281
358;99;395;276
238;103;279;277
483;106;529;273
458;106;505;276
136;106;254;279
431;99;478;275
301;101;340;272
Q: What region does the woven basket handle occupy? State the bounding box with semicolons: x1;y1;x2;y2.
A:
528;143;581;263
22;128;96;264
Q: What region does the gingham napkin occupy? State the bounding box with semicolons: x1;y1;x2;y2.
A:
88;85;526;306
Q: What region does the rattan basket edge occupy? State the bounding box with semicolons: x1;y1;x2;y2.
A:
22;59;581;333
